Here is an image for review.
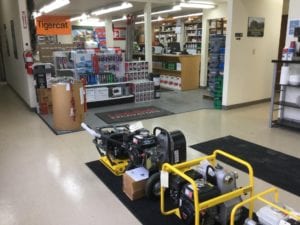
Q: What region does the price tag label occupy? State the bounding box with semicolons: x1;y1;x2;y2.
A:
160;170;169;188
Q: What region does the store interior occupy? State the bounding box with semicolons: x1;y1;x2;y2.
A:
10;0;292;135
1;0;300;224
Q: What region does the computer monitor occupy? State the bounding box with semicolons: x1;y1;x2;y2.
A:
168;42;181;53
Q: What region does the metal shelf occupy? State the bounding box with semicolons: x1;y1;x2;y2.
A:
269;60;300;129
272;119;300;130
274;101;300;109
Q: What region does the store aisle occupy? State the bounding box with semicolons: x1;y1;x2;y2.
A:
0;83;299;225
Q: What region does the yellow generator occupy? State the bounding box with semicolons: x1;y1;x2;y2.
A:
230;187;300;225
160;150;255;225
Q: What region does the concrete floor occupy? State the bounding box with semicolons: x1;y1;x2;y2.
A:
39;88;214;134
0;83;299;225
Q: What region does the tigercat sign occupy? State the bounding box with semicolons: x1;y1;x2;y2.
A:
35;16;71;35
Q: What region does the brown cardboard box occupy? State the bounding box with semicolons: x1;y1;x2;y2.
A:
123;168;148;201
52;81;85;131
36;88;52;114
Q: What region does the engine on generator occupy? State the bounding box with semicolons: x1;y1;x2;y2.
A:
93;125;132;161
127;127;187;173
245;206;300;225
169;160;242;225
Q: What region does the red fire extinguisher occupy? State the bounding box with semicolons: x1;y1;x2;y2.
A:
23;51;34;75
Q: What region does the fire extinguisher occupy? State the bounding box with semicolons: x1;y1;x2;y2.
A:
23;50;34;75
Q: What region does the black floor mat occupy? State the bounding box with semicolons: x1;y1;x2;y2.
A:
86;160;253;225
190;135;300;196
95;106;173;124
86;161;184;225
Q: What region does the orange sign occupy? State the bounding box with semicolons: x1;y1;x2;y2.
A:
35;16;71;35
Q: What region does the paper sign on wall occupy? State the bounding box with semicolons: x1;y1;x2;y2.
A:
35;16;71;35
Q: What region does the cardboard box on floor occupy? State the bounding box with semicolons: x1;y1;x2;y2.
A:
123;167;149;201
36;88;52;114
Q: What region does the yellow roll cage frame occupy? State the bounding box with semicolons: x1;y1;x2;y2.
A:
160;149;255;225
230;187;300;225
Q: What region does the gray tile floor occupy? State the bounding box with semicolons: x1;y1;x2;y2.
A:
40;88;214;134
1;83;299;225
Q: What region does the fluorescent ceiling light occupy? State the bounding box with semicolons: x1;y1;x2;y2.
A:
91;2;133;16
39;0;70;14
135;16;164;24
32;11;42;18
137;5;181;18
188;0;215;4
112;15;127;22
79;19;105;27
179;2;216;9
173;12;203;19
70;13;89;22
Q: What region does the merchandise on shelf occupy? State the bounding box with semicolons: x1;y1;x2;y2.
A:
124;61;149;81
132;80;154;103
160;75;182;90
53;49;125;85
184;21;202;54
207;19;226;109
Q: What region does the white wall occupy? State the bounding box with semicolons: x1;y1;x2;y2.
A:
222;0;283;106
0;0;36;107
200;3;228;87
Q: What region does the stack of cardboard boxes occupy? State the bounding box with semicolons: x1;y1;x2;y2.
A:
123;167;149;200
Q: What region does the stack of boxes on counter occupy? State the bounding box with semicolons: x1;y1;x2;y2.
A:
153;60;182;90
207;35;226;109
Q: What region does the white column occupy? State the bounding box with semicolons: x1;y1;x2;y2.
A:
144;2;152;72
105;17;114;48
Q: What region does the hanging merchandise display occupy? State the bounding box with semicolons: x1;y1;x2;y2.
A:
51;77;85;131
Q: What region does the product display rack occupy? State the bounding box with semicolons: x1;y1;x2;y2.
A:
53;50;151;107
205;18;227;109
184;21;202;54
269;60;300;130
125;61;154;103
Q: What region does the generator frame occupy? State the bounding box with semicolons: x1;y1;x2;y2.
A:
230;187;300;225
160;149;255;225
98;156;128;176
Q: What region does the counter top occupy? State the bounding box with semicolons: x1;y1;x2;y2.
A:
133;53;201;57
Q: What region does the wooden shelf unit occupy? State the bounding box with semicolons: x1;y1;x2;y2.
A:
152;54;200;91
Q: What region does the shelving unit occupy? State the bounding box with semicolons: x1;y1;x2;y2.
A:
154;22;180;47
205;18;227;109
53;50;151;107
184;21;202;54
269;60;300;130
152;54;200;91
